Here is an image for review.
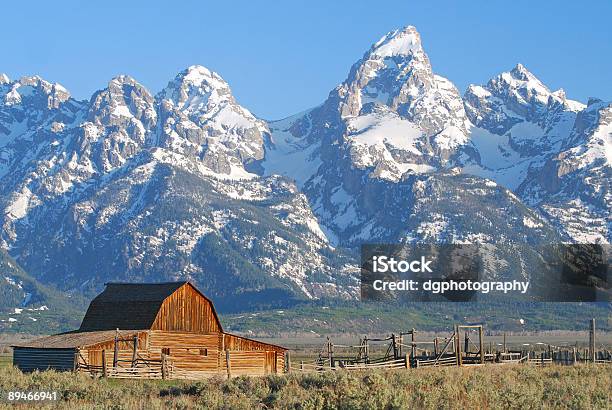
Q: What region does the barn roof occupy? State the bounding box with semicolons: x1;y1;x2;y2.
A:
78;281;222;332
12;329;146;349
95;281;187;302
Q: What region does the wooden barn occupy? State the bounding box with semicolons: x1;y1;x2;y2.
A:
12;282;287;379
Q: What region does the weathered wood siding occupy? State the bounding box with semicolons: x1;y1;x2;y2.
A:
152;284;221;333
13;348;75;372
221;334;284;374
276;352;285;373
148;331;285;375
56;331;285;376
221;351;266;376
222;333;285;353
149;330;220;373
86;331;148;351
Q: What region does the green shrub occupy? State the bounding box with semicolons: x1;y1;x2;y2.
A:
0;364;609;409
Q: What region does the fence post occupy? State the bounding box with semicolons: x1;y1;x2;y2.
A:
479;326;484;364
548;344;552;360
405;353;409;369
131;335;138;367
102;349;108;378
113;329;119;368
286;351;291;373
73;351;79;372
410;329;416;361
226;350;231;379
161;353;167;380
454;325;458;366
589;319;596;363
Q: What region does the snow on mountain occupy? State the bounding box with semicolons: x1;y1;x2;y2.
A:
463;64;609;242
516;99;611;243
0;65;353;306
260;26;576;264
264;26;472;198
0;25;608;312
335;26;470;161
156;65;268;179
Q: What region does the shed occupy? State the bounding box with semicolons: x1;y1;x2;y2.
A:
13;282;287;378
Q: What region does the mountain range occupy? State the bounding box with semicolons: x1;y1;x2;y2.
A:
0;26;609;330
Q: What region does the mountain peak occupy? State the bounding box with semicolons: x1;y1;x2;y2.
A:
100;75;152;104
88;74;156;127
370;26;423;58
510;63;532;78
489;64;550;106
0;75;71;108
158;65;233;111
505;63;548;91
109;74;139;86
175;65;229;91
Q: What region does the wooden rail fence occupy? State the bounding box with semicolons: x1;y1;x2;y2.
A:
74;319;610;380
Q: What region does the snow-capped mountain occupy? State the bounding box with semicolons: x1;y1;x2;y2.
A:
263;26;609;245
264;27;471;186
0;68;356;310
156;65;268;178
0;26;609;316
463;64;609;243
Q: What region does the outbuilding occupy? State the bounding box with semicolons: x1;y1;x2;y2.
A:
13;282;287;378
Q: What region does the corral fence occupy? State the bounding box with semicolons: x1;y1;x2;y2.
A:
76;319;611;379
288;319;611;374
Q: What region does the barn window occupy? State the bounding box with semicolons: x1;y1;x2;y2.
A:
162;348;170;355
200;348;208;356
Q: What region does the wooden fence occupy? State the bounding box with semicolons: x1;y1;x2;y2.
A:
415;356;458;368
77;350;278;380
290;358;408;373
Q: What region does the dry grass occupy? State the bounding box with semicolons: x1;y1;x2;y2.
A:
0;364;610;409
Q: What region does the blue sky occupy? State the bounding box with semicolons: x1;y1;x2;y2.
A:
2;0;611;119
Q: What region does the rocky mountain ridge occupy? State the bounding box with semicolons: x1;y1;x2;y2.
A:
0;26;609;326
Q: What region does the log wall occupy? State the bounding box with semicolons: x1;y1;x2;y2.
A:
222;333;285;372
149;331;220;373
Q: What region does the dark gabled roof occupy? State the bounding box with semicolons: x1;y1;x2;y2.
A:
97;282;187;302
78;281;188;332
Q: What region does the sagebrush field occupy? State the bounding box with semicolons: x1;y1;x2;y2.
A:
0;364;610;409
